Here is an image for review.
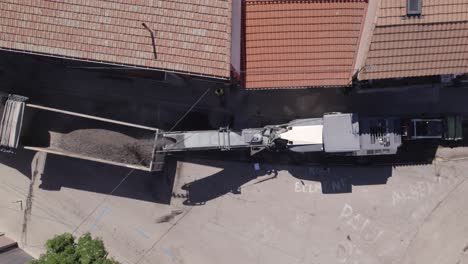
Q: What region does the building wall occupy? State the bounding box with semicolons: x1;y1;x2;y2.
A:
231;0;242;78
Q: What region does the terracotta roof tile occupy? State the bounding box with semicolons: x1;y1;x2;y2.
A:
243;0;368;89
0;0;232;78
360;0;468;80
378;0;468;25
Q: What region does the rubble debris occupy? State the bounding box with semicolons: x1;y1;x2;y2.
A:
49;129;154;166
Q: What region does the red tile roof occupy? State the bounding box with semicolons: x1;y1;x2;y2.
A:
359;0;468;80
0;0;232;78
243;0;368;89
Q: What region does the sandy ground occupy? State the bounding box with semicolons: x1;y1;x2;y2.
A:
1;147;468;264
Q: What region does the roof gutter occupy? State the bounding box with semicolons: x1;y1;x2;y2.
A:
0;47;231;81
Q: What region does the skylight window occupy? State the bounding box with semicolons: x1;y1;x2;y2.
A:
407;0;422;16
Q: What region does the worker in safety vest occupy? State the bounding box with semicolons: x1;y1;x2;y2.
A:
214;88;224;97
214;88;225;107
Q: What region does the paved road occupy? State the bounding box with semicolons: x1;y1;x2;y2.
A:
1;147;468;264
2;51;468;264
400;175;468;264
0;51;231;130
3;50;468;132
228;84;468;129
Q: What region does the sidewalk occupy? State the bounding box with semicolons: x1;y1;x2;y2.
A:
0;233;33;263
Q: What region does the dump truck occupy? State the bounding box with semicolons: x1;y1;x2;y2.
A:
0;94;164;171
0;94;463;171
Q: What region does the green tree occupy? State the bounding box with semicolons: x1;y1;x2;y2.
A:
30;233;119;264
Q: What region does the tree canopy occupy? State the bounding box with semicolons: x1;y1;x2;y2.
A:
30;233;119;264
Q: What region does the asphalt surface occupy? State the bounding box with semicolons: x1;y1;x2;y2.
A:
0;51;231;131
3;50;468;131
2;51;468;264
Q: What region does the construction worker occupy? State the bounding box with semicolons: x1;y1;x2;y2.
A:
214;87;225;107
214;88;224;97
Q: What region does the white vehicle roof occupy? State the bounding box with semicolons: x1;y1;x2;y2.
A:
279;124;323;145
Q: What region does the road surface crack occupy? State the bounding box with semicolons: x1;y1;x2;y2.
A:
21;158;39;246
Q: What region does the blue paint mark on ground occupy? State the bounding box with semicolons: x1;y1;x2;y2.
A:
162;248;176;261
133;227;150;239
89;206;110;232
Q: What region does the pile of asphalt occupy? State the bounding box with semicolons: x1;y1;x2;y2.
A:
50;129;154;166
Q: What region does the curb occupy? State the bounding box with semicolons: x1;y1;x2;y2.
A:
0;235;18;253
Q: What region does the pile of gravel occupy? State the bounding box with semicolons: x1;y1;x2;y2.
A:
50;129;154;166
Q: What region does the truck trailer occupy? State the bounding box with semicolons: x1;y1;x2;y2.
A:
0;94;164;171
